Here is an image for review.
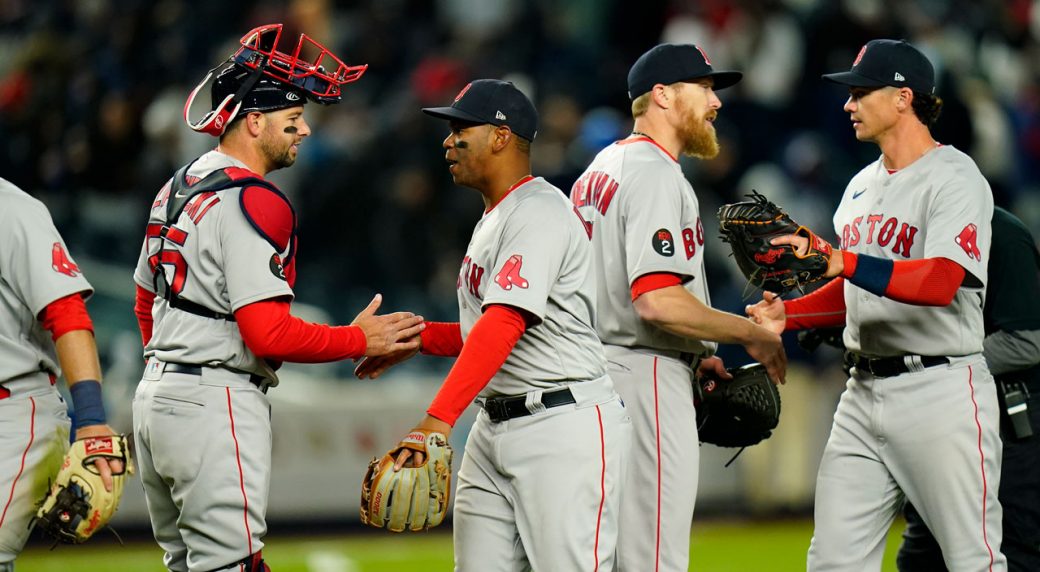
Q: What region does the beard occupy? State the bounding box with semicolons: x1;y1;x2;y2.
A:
259;131;297;171
676;100;720;159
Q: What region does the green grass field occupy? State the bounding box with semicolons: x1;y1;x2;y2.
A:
15;519;907;571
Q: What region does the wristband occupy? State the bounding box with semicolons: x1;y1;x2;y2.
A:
69;380;107;429
845;253;893;297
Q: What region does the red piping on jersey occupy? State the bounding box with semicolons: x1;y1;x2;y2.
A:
226;389;254;556
967;365;997;571
0;397;35;530
653;357;662;572
593;404;606;572
485;175;535;214
617;136;678;163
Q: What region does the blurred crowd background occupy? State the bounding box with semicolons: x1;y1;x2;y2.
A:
2;0;1039;519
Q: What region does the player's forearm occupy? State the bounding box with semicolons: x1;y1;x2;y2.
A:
984;329;1040;376
839;252;964;306
236;299;366;362
426;305;526;426
420;321;464;357
635;285;765;344
55;329;103;383
135;285;156;347
782;277;847;331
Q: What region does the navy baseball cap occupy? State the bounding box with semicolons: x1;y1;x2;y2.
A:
823;39;935;94
627;43;743;100
422;79;538;141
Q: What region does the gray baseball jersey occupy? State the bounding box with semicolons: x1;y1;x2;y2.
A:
457;176;606;396
451;175;630;571
835;145;992;357
133;150;293;383
572;137;717;357
0;178;93;383
809;145;1005;571
573;137;717;572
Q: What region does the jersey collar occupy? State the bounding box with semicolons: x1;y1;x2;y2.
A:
616;136;678;163
486;175;535;214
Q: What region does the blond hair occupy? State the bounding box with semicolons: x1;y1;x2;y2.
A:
631;92;651;118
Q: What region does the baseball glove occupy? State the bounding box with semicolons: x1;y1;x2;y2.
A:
34;434;133;543
360;429;453;532
695;363;781;449
717;191;832;294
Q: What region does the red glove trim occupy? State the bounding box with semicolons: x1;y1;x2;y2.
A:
630;272;683;301
783;278;847;330
426;305;527;426
235;299;366;362
420;322;464;357
135;285;156;347
39;293;93;342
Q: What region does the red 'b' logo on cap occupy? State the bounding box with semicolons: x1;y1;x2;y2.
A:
852;45;868;67
454;83;472;103
695;45;712;66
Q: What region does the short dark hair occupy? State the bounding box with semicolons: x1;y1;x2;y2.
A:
911;91;943;127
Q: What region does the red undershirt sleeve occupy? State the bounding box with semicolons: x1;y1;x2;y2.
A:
235;298;367;362
39;293;94;342
420;322;464;357
631;272;683;301
426;304;527;426
840;251;965;306
135;285;156;347
783;277;847;331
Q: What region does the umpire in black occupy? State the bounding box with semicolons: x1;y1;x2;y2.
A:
897;206;1040;571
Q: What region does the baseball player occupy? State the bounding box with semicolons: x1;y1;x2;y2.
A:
898;206;1040;571
571;43;787;572
356;79;632;571
747;39;1006;571
132;25;423;572
0;177;124;570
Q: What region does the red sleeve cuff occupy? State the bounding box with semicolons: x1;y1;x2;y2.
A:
631;272;683;301
420;322;464;357
40;293;93;342
426;305;526;426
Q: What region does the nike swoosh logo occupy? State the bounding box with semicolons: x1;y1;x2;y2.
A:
852;188;867;199
174;190;189;199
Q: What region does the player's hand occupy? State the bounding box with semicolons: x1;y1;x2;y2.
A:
746;291;787;335
696;356;732;381
771;234;845;278
73;424;124;492
351;294;426;357
354;336;421;380
743;325;787;385
394;415;452;471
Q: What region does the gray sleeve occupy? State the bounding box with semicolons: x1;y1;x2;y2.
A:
983;329;1040;376
0;196;92;314
622;168;691;284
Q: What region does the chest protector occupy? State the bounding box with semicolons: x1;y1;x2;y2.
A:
152;162;296;321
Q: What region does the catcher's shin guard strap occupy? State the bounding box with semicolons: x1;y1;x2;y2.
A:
69;380;106;429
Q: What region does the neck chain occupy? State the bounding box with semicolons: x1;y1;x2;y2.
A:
632;130;654;141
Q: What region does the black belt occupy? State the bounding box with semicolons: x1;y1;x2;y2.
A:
844;352;950;378
482;388;576;423
164;363;269;392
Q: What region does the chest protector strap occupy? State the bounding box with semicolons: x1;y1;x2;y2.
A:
152;162;285;321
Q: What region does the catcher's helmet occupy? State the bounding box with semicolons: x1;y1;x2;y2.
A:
184;23;368;136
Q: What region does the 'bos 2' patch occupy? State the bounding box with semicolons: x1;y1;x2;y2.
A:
270;254;287;281
652;228;675;257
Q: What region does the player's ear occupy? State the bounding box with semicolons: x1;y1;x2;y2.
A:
650;83;670;110
896;88;913;111
245;112;265;137
491;125;513;153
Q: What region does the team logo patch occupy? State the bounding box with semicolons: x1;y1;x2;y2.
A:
695;45;712;65
955;223;982;260
270;254;287;280
494;254;529;291
51;243;81;277
652;229;675;257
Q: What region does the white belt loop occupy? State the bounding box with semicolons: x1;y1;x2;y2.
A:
905;355;923;373
525;389;547;415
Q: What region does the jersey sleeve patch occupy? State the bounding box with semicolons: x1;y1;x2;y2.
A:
954;223;982;261
494;254;529;291
652;228;676;257
240;185;296;253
